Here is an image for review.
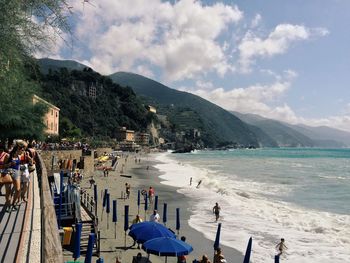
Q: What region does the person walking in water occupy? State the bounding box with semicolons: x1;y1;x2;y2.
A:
212;202;221;222
275;238;288;256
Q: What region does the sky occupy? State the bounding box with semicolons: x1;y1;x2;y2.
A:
42;0;350;132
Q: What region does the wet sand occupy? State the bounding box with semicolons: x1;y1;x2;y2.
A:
66;152;244;263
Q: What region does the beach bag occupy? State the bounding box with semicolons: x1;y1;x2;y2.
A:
0;171;13;184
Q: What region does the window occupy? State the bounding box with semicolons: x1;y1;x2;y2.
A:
51;109;53;115
51;122;53;130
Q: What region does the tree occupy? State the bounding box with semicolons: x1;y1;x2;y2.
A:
0;0;71;140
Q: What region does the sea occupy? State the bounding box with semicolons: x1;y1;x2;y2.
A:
153;148;350;263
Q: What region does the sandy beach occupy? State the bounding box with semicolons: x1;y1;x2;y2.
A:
64;152;244;263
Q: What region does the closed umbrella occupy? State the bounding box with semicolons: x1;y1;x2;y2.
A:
129;221;176;244
176;208;180;235
113;200;117;239
124;205;129;248
213;223;221;250
137;190;141;214
106;193;110;229
73;223;82;260
274;255;280;263
84;233;96;263
243;237;252;263
144;193;148;220
154;195;159;210
213;223;222;262
163;203;167;226
142;236;193;263
94;184;98;215
101;189;108;221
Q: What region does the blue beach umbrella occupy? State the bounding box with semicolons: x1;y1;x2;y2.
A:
113;200;117;239
124;205;129;248
243;237;253;263
129;221;176;244
176;208;180;234
213;223;222;250
142;236;193;263
154;195;159;210
84;233;96;263
163;203;168;226
73;223;82;260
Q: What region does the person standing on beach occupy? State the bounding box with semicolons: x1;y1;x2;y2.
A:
196;180;202;188
125;183;131;199
213;202;221;222
148;186;155;204
190;177;192;186
149;210;160;222
275;238;288;256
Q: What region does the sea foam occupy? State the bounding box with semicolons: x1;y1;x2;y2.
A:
154;152;350;263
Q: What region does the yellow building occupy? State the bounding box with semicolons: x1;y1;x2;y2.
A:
116;127;135;142
33;95;60;135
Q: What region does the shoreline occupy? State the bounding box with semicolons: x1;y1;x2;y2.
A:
64;152;244;262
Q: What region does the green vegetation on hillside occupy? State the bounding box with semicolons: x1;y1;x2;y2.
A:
110;72;261;148
39;68;155;139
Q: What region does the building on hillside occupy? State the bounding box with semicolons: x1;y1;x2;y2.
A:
147;105;157;114
33;95;60;135
116;127;135;142
117;141;140;152
135;132;150;146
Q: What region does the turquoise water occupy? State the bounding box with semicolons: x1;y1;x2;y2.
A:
155;148;350;262
178;148;350;214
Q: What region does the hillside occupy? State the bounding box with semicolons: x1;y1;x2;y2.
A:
110;72;263;147
38;58;88;74
233;112;349;147
38;67;153;139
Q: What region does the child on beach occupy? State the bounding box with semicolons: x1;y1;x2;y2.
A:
275;238;288;256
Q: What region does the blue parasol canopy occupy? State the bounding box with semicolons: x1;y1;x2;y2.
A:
129;221;176;244
142;236;193;257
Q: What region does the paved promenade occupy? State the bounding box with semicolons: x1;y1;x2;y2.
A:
0;171;41;263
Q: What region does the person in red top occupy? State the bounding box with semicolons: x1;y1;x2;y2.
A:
148;186;155;204
0;143;9;198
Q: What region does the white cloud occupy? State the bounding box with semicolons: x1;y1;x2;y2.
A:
63;0;243;80
250;14;262;28
238;24;328;72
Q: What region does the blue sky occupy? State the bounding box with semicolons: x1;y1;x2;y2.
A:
43;0;350;131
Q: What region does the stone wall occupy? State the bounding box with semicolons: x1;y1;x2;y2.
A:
39;150;94;177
